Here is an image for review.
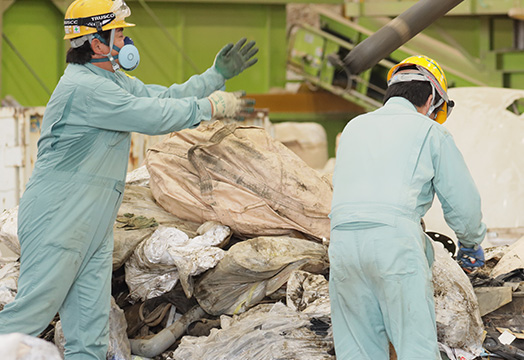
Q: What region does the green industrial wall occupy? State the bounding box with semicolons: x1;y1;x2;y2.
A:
3;0;342;107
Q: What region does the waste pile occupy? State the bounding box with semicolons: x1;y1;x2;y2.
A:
0;120;523;360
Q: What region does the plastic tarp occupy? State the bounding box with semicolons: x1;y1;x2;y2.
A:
55;297;131;360
0;333;62;360
145;121;332;241
170;302;334;360
125;222;231;302
432;241;484;355
194;236;329;316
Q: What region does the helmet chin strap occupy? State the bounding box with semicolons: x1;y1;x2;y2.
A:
90;29;120;71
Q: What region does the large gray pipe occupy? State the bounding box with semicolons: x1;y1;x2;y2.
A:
343;0;464;75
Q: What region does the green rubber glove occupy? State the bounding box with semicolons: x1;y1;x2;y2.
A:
214;38;259;79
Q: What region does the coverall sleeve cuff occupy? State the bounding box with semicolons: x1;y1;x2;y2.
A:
194;98;213;128
208;66;227;86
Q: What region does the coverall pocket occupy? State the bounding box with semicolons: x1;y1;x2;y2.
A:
104;182;125;236
373;236;418;279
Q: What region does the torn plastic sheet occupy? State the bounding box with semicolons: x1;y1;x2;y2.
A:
0;262;19;308
169;302;334;360
0;333;62;360
432;241;484;355
55;297;131;359
194;236;329;316
125;222;230;302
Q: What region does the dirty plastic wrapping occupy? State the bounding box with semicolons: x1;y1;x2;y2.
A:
194;236;329;316
0;207;20;263
432;241;484;355
55;297;131;360
0;262;19;308
170;302;334;360
125;222;230;302
0;333;62;360
113;185;201;270
286;270;331;316
146;121;332;241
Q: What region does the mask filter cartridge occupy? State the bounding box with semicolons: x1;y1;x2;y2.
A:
118;37;140;71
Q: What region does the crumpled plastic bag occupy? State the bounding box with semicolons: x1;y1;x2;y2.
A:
170;302;333;360
0;333;61;360
0;262;19;308
113;185;200;270
432;241;484;355
194;236;329;316
125;222;231;302
286;270;330;316
55;297;130;360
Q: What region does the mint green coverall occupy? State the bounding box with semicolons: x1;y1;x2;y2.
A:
0;63;224;359
329;97;486;360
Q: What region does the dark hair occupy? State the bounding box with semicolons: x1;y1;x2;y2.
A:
66;30;112;64
383;81;434;107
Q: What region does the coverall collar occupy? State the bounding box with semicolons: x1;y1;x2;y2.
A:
384;96;419;113
83;62;119;80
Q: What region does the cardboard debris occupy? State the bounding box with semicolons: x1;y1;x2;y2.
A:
474;287;513;316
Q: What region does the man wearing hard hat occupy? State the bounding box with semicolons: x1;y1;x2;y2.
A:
329;55;486;359
0;0;258;358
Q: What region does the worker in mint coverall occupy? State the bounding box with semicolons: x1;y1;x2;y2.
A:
0;0;258;358
329;55;486;359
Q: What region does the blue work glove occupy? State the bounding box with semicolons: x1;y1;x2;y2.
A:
457;242;485;271
214;38;259;79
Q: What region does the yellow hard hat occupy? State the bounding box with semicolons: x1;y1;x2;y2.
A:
387;55;454;124
64;0;135;40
